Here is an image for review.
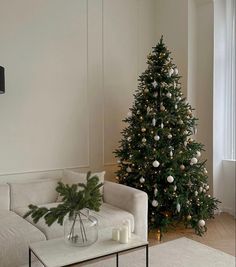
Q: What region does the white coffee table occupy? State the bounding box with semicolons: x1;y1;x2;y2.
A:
29;227;148;267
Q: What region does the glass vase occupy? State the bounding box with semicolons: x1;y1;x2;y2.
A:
64;209;98;247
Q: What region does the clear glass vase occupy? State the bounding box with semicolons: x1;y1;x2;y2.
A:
64;209;98;247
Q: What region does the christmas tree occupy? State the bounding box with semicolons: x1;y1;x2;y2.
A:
114;37;219;236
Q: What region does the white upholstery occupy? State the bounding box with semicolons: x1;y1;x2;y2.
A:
0;210;46;267
9;179;59;211
15;202;65;240
104;181;148;241
58;170;105;201
15;202;134;240
92;202;134;231
0;183;10;210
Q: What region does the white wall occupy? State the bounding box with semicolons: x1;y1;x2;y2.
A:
0;0;157;181
187;0;197;108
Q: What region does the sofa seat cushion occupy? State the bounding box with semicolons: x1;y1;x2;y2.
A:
0;210;46;267
15;202;134;240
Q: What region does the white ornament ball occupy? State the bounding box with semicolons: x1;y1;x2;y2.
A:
168;134;172;139
142;138;147;143
161;123;164;129
154;135;160;141
198;219;206;227
127;136;132;142
167;175;174;183
168;68;174;77
141;128;146;132
140;177;145;183
179;120;184;125
152;200;158;207
196;151;201;158
205;185;210;190
144;88;149;93
195;191;198;196
153;160;160;168
180;164;185;170
126;167;132;173
166;92;172;98
199;187;203;193
174;68;178;75
117;160;121;164
170;151;173;157
183;130;188;135
203;189;206;193
204;168;208;174
176;203;181;212
175;104;178;109
191;157;198;164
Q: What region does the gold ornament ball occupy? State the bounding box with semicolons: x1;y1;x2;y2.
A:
187;215;192;220
180;164;185;170
187;109;192;115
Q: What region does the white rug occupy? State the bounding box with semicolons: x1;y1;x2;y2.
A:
29;237;235;267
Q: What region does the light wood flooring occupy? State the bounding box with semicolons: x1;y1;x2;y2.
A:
148;213;236;256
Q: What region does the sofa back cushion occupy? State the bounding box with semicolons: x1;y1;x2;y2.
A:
57;170;105;202
0;183;10;210
9;179;60;211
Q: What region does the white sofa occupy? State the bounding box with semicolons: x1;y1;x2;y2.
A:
0;178;148;267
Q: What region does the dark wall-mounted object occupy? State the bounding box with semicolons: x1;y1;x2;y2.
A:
0;66;5;94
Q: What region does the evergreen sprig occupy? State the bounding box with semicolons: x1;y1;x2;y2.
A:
24;172;103;226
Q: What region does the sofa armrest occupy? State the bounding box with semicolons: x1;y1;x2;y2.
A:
103;181;148;241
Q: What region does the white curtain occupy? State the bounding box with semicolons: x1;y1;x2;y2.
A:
225;0;236;159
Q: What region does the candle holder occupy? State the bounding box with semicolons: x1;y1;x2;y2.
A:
156;229;162;242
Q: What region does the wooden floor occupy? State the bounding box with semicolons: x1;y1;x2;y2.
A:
148;213;236;256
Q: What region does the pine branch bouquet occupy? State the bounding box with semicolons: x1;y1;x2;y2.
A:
24;172;103;244
114;37;220;236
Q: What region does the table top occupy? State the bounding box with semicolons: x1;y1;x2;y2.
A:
30;227;148;267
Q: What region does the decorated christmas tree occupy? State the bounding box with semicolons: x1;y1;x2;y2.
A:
114;37;219;236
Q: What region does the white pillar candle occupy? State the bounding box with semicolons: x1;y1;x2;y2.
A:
119;226;129;244
123;219;131;238
112;228;120;241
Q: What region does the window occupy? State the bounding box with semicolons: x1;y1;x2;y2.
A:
224;0;235;160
